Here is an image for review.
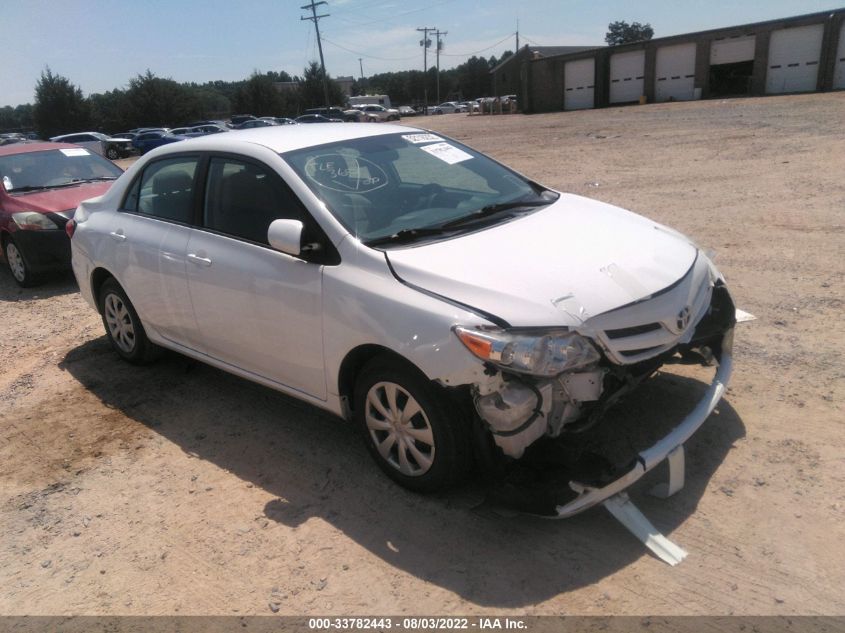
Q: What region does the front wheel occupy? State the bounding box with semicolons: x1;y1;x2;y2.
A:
354;357;469;492
4;236;39;287
105;146;119;160
98;278;159;363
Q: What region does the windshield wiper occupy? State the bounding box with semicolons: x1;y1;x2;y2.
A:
83;176;119;182
438;198;551;230
364;226;452;247
10;180;86;192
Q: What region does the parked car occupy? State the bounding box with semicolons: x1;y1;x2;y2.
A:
305;107;359;122
130;127;169;135
294;114;342;124
431;101;466;114
187;120;229;129
229;115;256;127
184;124;229;137
132;131;187;155
0;134;30;147
397;105;417;117
68;124;736;518
170;127;192;136
234;119;279;129
1;142;122;286
50;132;134;160
352;104;400;121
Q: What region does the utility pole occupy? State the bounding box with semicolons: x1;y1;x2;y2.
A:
301;1;331;110
358;58;364;81
435;29;447;104
417;27;435;113
516;19;520;51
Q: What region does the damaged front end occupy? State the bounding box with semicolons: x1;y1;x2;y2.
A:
455;257;737;520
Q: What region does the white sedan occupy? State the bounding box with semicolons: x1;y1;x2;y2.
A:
432;102;467;114
68;124;735;517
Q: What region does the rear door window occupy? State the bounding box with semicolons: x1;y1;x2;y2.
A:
125;157;199;223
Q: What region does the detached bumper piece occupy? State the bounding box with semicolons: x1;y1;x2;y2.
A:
554;329;733;565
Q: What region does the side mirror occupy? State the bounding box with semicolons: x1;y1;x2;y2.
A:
268;219;304;256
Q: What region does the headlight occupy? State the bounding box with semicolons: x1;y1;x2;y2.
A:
453;326;600;377
11;212;58;231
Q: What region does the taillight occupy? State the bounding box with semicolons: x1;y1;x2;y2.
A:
65;219;76;238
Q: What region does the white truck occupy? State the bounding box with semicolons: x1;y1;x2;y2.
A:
347;94;392;109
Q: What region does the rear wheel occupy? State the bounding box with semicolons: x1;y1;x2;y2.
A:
354;357;469;492
98;278;159;363
106;146;119;160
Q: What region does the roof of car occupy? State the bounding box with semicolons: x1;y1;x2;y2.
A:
141;123;425;158
0;141;83;157
50;131;101;140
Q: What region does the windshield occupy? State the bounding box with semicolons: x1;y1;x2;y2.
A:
0;148;123;192
282;132;555;245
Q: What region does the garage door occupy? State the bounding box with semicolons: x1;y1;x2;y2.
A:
564;58;595;110
766;24;824;94
609;50;645;103
710;35;756;65
834;23;845;90
655;43;696;102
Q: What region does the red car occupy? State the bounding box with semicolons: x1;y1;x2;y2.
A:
0;142;123;286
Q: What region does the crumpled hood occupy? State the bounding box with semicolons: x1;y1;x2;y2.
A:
386;193;698;327
4;182;112;214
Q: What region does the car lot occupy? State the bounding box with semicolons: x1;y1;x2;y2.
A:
0;93;843;616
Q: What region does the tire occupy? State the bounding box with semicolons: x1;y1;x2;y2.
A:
105;146;119;160
354;357;469;492
97;278;159;363
4;235;40;287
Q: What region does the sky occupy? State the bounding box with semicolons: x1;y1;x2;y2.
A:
0;0;837;107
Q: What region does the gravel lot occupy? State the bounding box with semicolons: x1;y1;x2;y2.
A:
1;93;843;616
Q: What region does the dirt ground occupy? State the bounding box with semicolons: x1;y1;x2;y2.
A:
1;93;843;617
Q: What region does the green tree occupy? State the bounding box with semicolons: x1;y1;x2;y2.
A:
125;70;202;127
0;104;34;133
455;55;493;99
232;72;283;116
88;89;132;133
298;62;344;110
33;68;91;138
605;21;654;46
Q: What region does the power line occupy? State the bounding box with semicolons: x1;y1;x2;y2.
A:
328;0;457;29
321;36;419;61
439;33;515;57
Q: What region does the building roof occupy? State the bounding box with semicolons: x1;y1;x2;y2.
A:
490;45;601;73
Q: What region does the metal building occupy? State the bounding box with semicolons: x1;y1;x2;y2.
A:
490;9;845;113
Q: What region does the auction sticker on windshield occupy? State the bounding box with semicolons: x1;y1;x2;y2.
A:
304;154;388;193
60;148;90;157
419;142;473;165
401;133;443;144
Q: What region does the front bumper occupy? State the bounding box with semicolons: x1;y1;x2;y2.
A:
552;328;734;518
11;228;72;273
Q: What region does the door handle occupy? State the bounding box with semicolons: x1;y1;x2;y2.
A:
109;230;127;242
187;253;212;266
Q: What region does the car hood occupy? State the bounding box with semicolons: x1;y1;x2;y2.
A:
384;193;698;327
5;182;113;214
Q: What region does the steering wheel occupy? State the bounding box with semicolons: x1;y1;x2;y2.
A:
412;183;444;211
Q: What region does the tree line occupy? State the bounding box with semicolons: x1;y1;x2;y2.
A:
2;52;512;138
